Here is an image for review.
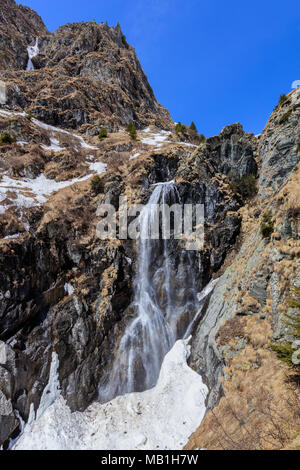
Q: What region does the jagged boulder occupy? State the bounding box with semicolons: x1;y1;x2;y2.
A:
205;123;258;179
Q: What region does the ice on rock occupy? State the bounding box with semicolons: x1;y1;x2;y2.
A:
64;283;74;296
26;38;40;71
14;338;208;450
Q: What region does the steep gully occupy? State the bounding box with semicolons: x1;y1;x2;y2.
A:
98;182;218;403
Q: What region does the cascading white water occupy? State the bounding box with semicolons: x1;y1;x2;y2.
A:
99;182;216;403
26;37;39;71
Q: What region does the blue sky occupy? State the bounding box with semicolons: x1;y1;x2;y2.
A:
17;0;300;137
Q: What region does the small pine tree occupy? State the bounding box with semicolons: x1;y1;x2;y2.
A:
126;121;134;132
90;175;104;194
229;174;257;200
190;121;197;131
175;122;185;134
260;210;274;239
0;131;15;146
98;128;108;140
129;127;137;141
126;121;137;141
25;111;34;121
198;134;206;144
278;94;288;106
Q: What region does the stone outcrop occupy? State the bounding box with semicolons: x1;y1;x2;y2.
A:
205;123;258;180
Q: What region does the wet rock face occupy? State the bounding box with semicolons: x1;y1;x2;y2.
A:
0;0;48;70
0;222;135;443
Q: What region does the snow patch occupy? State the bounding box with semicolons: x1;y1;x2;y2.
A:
3;233;22;240
87;161;107;173
129;152;141;160
16;141;28;147
0;110;97;151
64;283;74;296
141;130;172;148
14;338;208;450
41;138;65;152
31;117;98;150
36;352;61;421
0;164;107;212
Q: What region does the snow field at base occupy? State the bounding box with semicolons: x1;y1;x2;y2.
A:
14;338;208;451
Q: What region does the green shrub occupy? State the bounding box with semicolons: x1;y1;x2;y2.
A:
122;34;129;47
229;174;257;199
198;134;206;144
98;128;108;140
129;128;137;140
279;110;292;125
278;94;288;106
25;111;34;121
271;342;295;366
271;287;300;368
190;121;197;131
0;131;15;146
126;121;135;133
175;122;186;134
260;210;274;239
90;175;104;194
126;121;137;141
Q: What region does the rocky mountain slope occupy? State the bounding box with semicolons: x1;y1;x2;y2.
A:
0;0;172;131
0;0;299;451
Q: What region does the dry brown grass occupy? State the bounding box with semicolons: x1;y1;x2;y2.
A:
217;316;247;346
187;352;300;450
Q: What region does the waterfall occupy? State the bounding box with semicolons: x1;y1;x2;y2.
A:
99;182;215;403
26;38;39;71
